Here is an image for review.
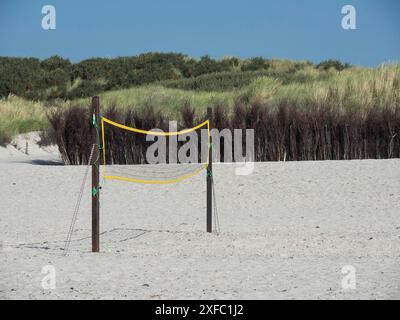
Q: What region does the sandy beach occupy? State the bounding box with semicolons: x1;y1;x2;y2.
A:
0;134;399;299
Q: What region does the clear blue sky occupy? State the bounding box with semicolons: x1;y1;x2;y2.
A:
0;0;399;66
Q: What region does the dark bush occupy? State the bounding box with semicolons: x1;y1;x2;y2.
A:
0;57;46;99
45;107;92;164
0;129;11;147
67;80;105;99
241;57;270;72
41;56;72;74
45;101;400;165
317;59;352;71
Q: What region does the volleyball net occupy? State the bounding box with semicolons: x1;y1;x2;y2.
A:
100;117;211;184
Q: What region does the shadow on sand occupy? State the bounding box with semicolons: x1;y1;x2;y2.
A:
28;159;64;166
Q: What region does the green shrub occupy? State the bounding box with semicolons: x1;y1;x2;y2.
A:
241;57;270;71
160;70;271;91
317;59;352;71
67;80;105;99
0;57;46;99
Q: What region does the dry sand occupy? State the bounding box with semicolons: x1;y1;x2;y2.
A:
0;133;399;299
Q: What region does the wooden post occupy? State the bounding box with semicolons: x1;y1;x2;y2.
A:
207;107;213;233
91;96;100;252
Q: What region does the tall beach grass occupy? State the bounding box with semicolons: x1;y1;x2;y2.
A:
0;95;48;146
72;85;237;118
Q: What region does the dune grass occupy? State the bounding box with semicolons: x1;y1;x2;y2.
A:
271;64;400;113
72;85;237;118
0;63;399;145
74;64;400;114
0;95;48;145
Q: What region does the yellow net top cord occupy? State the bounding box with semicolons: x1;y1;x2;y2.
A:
102;117;209;136
100;117;210;185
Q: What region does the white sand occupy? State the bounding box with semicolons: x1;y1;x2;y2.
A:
0;132;61;165
0;135;399;299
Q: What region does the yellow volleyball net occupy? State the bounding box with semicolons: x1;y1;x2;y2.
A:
101;117;210;184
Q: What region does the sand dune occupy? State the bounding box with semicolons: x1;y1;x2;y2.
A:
0;136;399;299
0;132;61;165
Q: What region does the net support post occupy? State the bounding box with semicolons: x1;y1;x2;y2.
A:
91;96;100;252
206;107;213;233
